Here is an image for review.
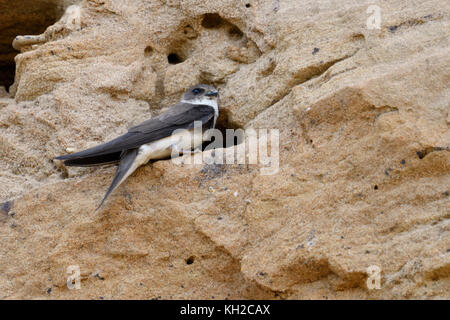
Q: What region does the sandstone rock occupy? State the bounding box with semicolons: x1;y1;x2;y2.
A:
0;0;76;90
0;0;448;299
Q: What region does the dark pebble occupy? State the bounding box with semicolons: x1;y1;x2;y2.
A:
1;201;12;215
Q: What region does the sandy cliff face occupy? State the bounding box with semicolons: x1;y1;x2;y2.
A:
0;0;448;299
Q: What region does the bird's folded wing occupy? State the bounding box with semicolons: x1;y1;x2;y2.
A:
55;103;215;161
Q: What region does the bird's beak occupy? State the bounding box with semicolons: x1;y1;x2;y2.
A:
205;90;218;97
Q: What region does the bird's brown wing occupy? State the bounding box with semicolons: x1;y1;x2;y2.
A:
55;102;215;166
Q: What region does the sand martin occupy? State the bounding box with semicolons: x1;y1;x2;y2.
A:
55;84;219;209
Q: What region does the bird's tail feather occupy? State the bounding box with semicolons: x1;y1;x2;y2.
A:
62;152;122;167
96;148;139;210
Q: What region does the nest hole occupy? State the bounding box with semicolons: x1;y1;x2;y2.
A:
228;26;244;39
0;1;68;92
202;119;245;151
185;256;195;265
167;53;184;64
201;13;224;28
144;46;153;56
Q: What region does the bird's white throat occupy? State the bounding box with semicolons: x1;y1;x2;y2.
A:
181;98;219;118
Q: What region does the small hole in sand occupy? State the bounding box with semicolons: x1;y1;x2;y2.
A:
186;256;195;265
201;13;224;28
168;53;183;64
144;46;153;56
228;26;243;39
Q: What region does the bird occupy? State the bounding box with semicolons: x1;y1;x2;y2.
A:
54;84;219;209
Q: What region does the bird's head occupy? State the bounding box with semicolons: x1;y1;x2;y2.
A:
181;84;219;104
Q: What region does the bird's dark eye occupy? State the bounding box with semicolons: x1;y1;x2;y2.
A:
192;88;203;95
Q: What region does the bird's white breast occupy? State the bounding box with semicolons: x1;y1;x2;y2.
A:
136;128;203;165
112;129;203;191
105;100;218;194
136;98;219;169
